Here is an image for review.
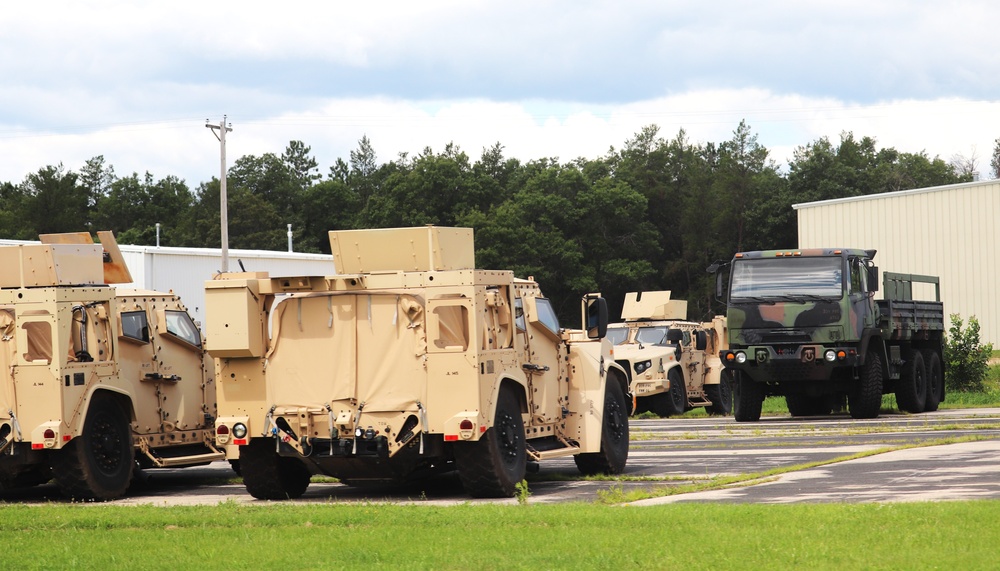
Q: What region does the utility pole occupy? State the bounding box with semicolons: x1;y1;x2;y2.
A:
206;116;232;272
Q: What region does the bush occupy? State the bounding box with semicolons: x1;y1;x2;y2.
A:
944;314;993;392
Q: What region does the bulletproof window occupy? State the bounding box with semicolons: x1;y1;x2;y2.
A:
514;297;526;331
165;310;202;347
431;305;469;351
533;298;561;337
22;321;53;363
121;311;149;343
605;327;630;346
636;326;669;345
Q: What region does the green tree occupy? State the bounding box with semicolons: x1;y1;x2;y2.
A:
944;314;993;392
95;173;195;246
19;164;89;236
362;144;475;229
991;137;1000;179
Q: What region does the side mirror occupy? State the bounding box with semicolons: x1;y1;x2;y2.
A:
583;295;608;339
715;271;725;300
868;265;879;293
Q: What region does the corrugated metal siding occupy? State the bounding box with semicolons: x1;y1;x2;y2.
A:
795;180;1000;345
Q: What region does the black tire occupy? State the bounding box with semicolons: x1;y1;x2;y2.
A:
649;368;686;417
0;464;52;490
454;386;526;498
574;377;629;475
896;349;927;413
239;439;311;500
785;394;833;417
733;371;763;422
704;371;733;415
51;393;134;501
850;349;884;419
785;394;811;417
923;349;943;412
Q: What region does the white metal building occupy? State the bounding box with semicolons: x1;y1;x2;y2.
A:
794;179;1000;346
0;239;335;325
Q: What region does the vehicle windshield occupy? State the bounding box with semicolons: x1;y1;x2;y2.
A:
730;256;843;300
605;327;630;345
636;326;668;345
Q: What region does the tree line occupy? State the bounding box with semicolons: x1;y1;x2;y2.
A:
0;121;971;322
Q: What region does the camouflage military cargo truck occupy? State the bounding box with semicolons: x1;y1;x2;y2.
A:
606;291;731;417
0;232;222;500
208;226;629;499
710;248;944;422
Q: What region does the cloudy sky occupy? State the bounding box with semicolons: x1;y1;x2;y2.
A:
2;1;998;187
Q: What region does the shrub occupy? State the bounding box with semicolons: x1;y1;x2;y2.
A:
944;314;993;392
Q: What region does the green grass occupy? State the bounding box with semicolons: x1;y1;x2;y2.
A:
2;501;1000;570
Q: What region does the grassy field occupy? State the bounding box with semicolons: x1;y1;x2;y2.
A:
2;501;1000;570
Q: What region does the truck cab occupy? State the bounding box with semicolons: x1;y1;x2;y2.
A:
713;248;944;421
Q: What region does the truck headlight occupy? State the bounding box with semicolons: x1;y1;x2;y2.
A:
232;423;248;439
824;350;837;362
735;351;747;364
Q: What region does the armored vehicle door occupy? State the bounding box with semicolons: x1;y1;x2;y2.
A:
154;306;211;432
847;256;877;338
118;299;210;434
515;294;568;424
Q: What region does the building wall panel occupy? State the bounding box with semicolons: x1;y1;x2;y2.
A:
795;180;1000;345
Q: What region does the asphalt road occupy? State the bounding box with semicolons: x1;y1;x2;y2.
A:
4;408;1000;506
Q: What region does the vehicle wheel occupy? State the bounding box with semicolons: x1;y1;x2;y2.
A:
733;371;763;422
0;464;52;490
895;349;927;413
649;368;686;417
850;349;884;419
239;439;311;500
574;377;629;475
785;394;811;416
454;386;526;498
51;393;135;501
704;371;733;415
785;394;833;417
922;349;943;412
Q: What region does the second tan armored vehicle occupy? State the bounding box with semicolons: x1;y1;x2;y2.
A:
208;226;629;498
0;232;222;500
607;291;732;416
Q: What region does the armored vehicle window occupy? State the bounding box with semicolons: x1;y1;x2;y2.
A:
121;311;149;343
731;256;843;299
636;326;668;345
431;305;469;351
534;298;561;337
606;327;629;345
514;298;526;331
22;321;53;363
165;310;202;347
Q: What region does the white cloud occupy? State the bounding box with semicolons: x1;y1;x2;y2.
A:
1;1;998;187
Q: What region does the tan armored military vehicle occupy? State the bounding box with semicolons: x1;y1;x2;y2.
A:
208;226;629;499
0;232;222;500
607;291;731;416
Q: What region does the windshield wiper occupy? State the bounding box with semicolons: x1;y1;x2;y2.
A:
784;294;832;302
732;296;777;305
